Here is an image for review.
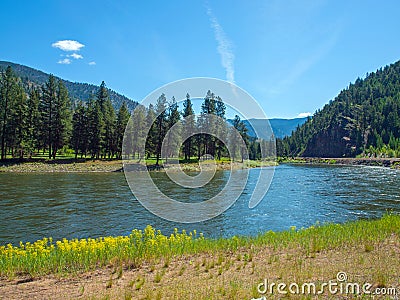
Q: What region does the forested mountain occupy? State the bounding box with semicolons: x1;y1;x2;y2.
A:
279;60;400;158
0;61;137;111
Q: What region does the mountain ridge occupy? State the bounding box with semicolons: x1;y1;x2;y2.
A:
0;60;138;111
279;59;400;158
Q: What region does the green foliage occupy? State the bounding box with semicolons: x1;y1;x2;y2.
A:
145;104;157;159
71;101;88;158
215;96;228;160
154;93;168;165
230;115;249;162
0;67;44;159
87;98;104;159
182;93;195;160
25;88;41;156
39;75;72;159
115;102;130;159
164;96;181;161
200;90;217;157
103;98;116;158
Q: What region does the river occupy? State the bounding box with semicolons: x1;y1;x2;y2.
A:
1;164;399;245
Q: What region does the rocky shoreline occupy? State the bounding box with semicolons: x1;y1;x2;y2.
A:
296;157;400;168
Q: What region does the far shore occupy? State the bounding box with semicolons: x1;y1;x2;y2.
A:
0;158;275;173
2;156;400;173
282;157;400;169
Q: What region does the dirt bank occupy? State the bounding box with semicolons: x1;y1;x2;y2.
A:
1;235;398;299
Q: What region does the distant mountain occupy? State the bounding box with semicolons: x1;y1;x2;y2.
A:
228;117;307;139
281;60;400;157
0;61;137;111
268;118;308;138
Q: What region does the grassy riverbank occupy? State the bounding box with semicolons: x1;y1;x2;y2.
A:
3;156;400;173
1;215;399;299
0;158;124;172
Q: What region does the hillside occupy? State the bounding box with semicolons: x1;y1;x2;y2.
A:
0;61;137;111
279;60;400;158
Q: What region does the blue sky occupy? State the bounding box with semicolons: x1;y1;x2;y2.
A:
1;0;400;118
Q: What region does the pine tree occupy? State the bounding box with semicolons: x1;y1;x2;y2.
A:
182;93;195;161
0;66;19;159
145;104;157;159
130;104;146;160
230;115;249;162
50;80;71;159
40;74;58;159
71;101;88;159
215;96;227;160
115;101;130;159
9;82;27;158
164;96;181;161
154;94;168;166
123;117;134;159
95;82;115;158
25;88;41;157
39;76;72;159
97;81;108;112
87;99;104;159
103;98;116;158
200;90;217;156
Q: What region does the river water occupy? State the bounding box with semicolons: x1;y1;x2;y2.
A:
1;164;399;245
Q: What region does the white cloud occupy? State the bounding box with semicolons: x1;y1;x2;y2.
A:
52;40;85;51
57;58;71;65
88;61;96;66
297;112;312;118
206;7;235;83
68;53;83;59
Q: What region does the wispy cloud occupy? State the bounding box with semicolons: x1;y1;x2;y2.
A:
270;27;341;96
88;61;96;66
57;58;71;65
52;40;85;51
68;53;83;59
297;112;312;118
206;7;235;83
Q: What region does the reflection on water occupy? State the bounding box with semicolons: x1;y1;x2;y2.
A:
0;164;399;245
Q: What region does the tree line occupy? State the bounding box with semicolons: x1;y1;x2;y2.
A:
123;90;263;165
0;66;130;160
0;66;266;162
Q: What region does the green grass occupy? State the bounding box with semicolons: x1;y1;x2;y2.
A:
0;214;399;279
277;157;307;163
